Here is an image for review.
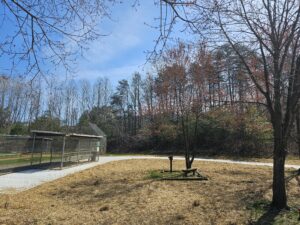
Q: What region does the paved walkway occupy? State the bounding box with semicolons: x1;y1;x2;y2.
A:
0;156;299;193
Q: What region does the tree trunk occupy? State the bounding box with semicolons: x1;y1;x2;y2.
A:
185;152;194;169
296;112;300;159
271;127;288;209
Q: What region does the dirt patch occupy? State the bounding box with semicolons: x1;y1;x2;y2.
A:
0;159;299;225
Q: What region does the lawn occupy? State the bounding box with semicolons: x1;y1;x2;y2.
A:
0;159;299;225
105;153;300;165
210;155;300;166
0;153;62;170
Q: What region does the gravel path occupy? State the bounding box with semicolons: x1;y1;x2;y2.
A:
0;156;299;193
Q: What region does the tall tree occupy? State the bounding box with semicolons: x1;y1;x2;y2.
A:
131;72;143;135
64;80;79;126
143;73;155;121
111;79;130;134
156;43;199;169
161;0;300;209
80;79;93;114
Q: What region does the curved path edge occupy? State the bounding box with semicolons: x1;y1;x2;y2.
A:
0;156;299;193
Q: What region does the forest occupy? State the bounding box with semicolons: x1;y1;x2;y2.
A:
1;42;300;158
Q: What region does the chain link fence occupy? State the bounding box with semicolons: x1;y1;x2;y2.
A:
0;135;53;171
0;133;107;173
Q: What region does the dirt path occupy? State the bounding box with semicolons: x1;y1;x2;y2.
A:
0;155;299;193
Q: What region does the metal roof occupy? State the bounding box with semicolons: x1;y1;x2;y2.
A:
31;130;66;136
0;134;53;141
67;133;103;139
30;130;103;139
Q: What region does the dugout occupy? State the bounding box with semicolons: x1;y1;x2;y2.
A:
31;129;106;168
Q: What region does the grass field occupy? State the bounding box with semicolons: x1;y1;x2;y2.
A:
105;153;300;165
0;159;299;225
205;155;300;166
0;153;62;170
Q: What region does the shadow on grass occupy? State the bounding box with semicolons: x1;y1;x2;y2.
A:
55;177;156;204
92;180;154;201
252;207;280;225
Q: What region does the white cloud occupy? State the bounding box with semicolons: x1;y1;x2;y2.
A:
73;2;160;84
82;5;149;65
76;62;141;83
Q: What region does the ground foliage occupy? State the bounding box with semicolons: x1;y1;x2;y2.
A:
0;159;299;225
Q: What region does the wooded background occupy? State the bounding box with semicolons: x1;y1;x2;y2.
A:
1;42;300;158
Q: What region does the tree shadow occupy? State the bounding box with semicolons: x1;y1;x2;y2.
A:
55;178;156;204
91;180;154;201
251;207;280;225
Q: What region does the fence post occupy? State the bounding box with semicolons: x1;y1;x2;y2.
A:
30;133;36;166
61;136;66;169
39;138;44;164
89;140;92;161
50;141;53;164
77;139;80;163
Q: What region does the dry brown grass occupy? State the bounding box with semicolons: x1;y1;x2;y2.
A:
0;159;299;225
196;155;300;165
246;157;300;165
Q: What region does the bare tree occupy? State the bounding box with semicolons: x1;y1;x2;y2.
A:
160;0;300;209
0;0;115;78
131;72;143;134
64;80;79;126
27;78;42;125
155;43;199;169
93;77;112;108
296;110;300;159
111;79;130;134
47;77;64;119
143;73;156;121
0;76;12;130
80;79;93;114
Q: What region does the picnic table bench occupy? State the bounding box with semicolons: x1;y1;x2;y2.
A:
182;168;197;176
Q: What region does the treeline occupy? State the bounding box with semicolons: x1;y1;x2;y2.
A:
1;43;300;157
0;75;112;132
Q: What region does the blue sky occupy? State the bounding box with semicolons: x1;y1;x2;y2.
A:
0;1;191;85
0;1;160;83
67;1;162;85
